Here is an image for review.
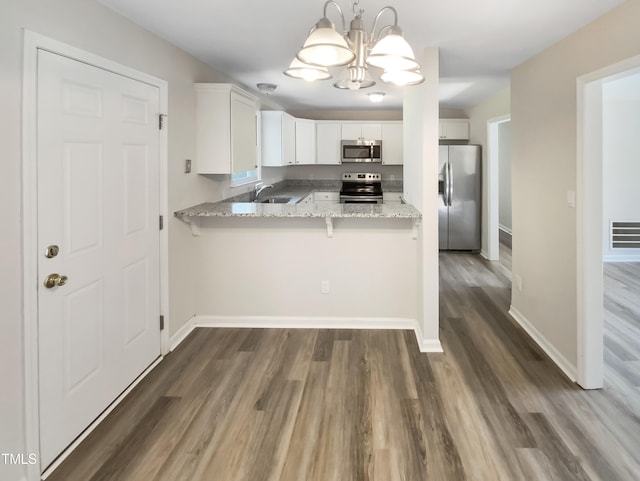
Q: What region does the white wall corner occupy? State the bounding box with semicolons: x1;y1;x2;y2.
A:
508;307;577;382
169;315;197;351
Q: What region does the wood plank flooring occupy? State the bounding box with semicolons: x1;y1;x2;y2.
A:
46;254;640;481
603;262;640;420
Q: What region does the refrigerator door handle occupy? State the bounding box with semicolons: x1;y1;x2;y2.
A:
442;166;449;206
443;162;448;206
447;161;453;206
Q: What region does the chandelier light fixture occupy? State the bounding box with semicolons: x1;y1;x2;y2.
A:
284;0;424;90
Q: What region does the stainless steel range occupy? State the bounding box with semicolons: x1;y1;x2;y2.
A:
339;172;383;204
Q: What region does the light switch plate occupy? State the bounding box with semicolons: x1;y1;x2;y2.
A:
185;159;192;173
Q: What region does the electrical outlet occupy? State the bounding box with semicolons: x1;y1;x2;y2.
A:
321;280;330;294
185;159;192;173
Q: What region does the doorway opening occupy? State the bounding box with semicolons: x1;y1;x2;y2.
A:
577;55;640;389
486;115;512;279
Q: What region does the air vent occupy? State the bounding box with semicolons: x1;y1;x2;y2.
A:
611;221;640;249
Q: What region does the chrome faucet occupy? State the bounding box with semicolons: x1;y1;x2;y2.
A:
252;183;273;202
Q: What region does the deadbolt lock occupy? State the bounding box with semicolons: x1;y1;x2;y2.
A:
44;273;68;289
45;245;60;258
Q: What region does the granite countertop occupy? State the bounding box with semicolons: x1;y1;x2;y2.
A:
175;201;421;219
174;180;421;220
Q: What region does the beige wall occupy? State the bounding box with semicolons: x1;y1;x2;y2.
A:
193;218;418;320
465;88;511;255
510;0;640;370
0;0;253;478
439;107;468;119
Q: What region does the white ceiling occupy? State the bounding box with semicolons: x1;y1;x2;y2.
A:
98;0;623;111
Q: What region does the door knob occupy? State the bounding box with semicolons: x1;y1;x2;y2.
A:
44;273;68;289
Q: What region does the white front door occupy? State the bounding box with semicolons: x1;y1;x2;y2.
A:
37;49;161;469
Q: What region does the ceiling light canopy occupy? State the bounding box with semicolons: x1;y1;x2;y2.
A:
285;0;424;90
367;91;385;103
256;82;278;95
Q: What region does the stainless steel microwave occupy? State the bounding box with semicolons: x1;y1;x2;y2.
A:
341;139;382;163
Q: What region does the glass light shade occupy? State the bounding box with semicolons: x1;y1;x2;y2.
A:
297;19;355;67
380;69;425;86
366;32;420;71
284;58;332;81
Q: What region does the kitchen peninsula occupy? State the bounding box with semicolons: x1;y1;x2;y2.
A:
173;180;422;338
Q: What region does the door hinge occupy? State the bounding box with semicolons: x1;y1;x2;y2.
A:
159;114;167;130
159;215;164;230
160;315;165;331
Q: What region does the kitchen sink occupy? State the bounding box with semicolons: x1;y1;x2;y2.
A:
259;196;294;204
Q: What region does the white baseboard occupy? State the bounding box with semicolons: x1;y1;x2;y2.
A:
603;253;640;262
169;315;197;351
195;315;416;330
480;249;489;260
499;225;512;235
416;338;443;352
412;320;443;353
169;315;442;354
508;307;577;382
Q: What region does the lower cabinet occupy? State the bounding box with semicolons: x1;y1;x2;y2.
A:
383;192;403;204
313;192;340;203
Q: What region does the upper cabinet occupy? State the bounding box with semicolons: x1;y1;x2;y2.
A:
316;122;342;165
439;119;470;140
261;111;296;167
195;83;257;174
294;118;316;165
381;122;403;165
341;123;382;140
261;116;402;166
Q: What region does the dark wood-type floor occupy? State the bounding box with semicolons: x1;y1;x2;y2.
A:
47;254;640;481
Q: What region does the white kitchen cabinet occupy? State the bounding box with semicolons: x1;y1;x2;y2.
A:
299;193;314;205
383;192;403;204
196;84;258;174
341;123;382;140
381;122;403;165
439;119;470;140
261;111;296;166
295;118;316;164
316;122;342;165
313;191;340;203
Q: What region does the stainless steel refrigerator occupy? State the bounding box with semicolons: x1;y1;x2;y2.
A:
438;145;481;251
